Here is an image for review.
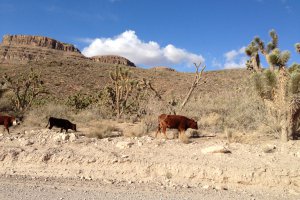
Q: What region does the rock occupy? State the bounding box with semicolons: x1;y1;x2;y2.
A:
87;158;96;163
69;133;78;142
215;185;228;190
182;184;191;188
102;138;112;142
91;55;136;67
263;144;276;153
20;139;34;146
202;185;213;189
104;179;115;185
121;155;129;158
110;131;123;137
61;134;70;141
137;140;143;147
116;141;134;149
53;133;70;142
201;145;231;154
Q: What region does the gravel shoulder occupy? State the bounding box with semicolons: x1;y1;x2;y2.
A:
0;126;300;199
0;175;298;200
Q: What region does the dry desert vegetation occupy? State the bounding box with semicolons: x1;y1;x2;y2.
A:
0;33;300;199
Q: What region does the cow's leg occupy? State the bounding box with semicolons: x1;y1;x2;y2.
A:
60;128;63;132
162;126;168;139
4;122;9;134
178;127;185;139
155;123;161;138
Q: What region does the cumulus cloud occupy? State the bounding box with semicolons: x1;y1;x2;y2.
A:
212;58;222;68
82;30;204;67
223;47;247;69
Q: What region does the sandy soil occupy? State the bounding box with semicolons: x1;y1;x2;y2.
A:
0;124;300;199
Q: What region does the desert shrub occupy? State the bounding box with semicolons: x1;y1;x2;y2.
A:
0;90;14;112
2;68;47;113
66;92;96;110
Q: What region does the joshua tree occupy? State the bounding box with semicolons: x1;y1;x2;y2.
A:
3;68;47;113
295;43;300;54
246;30;300;141
108;65;159;118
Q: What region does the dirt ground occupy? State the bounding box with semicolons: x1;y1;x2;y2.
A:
0;123;300;199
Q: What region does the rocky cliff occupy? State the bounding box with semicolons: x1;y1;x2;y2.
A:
91;55;136;67
0;35;85;64
2;35;81;53
0;35;137;67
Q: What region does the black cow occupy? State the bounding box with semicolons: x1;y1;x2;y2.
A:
46;117;76;132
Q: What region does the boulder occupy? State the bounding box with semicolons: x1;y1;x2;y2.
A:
201;145;231;154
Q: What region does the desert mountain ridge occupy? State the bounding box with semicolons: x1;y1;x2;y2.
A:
0;34;249;104
0;34;136;67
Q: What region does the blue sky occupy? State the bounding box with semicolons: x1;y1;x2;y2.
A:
0;0;300;71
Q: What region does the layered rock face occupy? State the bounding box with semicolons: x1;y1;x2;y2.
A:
2;35;81;52
91;55;136;67
0;34;137;67
0;35;85;64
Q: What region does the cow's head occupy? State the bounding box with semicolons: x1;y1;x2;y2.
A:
189;119;198;130
12;117;21;126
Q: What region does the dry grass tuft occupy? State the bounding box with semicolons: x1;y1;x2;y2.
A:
199;112;222;127
84;121;121;139
24;103;73;127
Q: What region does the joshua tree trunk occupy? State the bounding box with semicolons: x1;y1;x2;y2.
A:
277;68;291;141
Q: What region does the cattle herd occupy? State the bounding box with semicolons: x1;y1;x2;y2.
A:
0;113;198;139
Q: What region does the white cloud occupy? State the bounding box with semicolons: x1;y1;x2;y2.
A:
82;30;204;67
212;58;222;68
223;47;247;69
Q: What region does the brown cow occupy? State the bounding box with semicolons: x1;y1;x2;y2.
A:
155;114;198;139
0;115;19;133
